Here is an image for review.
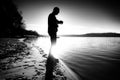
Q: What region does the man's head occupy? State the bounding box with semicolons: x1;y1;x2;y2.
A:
53;7;60;15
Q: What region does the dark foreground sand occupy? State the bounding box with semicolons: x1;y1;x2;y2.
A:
0;38;67;80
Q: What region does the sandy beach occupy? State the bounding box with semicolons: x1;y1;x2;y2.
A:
0;38;67;80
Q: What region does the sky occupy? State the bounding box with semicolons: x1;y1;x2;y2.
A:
13;0;120;35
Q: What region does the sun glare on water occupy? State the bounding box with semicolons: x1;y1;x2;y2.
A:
51;44;62;59
50;37;76;59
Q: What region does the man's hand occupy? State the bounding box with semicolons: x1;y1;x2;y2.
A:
59;21;63;24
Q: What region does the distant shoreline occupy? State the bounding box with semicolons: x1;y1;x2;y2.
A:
59;33;120;37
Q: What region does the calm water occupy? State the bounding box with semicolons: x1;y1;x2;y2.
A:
34;37;120;80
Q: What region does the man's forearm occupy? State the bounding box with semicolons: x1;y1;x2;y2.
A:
57;20;63;24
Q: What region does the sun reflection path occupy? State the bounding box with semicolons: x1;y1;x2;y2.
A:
50;38;72;59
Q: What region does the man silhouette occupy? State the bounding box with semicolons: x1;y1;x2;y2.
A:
48;7;63;44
